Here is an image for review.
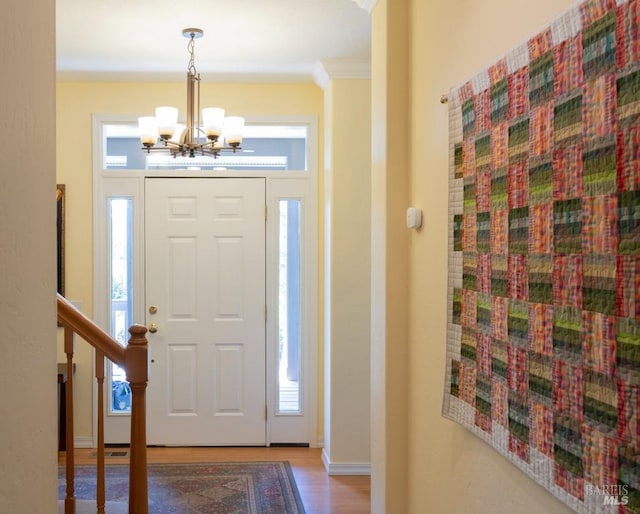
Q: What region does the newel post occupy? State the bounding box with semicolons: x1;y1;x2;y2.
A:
125;324;149;514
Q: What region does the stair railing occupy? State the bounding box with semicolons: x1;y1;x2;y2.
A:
57;293;148;514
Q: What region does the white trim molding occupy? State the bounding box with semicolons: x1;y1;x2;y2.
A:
313;59;371;90
321;448;372;476
350;0;378;14
74;436;94;449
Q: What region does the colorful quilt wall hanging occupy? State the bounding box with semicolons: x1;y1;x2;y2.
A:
443;0;640;512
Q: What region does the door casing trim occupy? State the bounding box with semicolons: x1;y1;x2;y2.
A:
92;114;319;447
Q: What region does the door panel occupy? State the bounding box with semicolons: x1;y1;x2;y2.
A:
145;177;266;445
168;237;197;316
167;344;197;413
215;344;244;412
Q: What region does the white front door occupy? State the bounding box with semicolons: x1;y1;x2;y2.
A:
145;177;266;445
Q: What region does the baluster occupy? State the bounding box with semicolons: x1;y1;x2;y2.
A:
95;350;106;514
64;326;75;514
125;325;149;514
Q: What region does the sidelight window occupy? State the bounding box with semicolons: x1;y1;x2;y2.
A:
277;199;302;414
108;197;133;413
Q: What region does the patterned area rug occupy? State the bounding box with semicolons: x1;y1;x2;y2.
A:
58;461;306;513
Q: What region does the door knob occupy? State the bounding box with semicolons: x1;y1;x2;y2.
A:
148;323;158;334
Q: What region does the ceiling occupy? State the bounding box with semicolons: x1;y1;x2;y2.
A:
56;0;372;83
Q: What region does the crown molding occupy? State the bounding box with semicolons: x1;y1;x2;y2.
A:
57;68;317;84
312;59;371;89
350;0;378;14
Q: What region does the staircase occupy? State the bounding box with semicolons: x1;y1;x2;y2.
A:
57;293;149;514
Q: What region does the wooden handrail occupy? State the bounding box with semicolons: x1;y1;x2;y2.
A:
57;293;148;514
57;293;125;366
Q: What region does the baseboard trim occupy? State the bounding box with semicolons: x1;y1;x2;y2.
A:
74;436;94;449
321;448;371;476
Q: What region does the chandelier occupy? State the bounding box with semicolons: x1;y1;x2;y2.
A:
138;28;244;159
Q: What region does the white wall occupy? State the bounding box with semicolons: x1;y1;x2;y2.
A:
0;0;58;511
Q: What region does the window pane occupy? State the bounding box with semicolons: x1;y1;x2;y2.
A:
103;123;308;171
278;199;302;413
109;197;133;413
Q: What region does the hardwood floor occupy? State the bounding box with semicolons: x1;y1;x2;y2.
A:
61;447;371;514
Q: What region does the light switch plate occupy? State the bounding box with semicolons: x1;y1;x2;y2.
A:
406;207;422;229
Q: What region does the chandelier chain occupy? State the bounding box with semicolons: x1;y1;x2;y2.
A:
187;34;197;75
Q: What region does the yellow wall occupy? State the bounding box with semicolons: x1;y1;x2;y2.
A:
370;0;411;510
323;77;371;467
405;0;576;512
56;81;324;440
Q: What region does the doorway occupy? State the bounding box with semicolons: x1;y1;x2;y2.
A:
94;116;318;447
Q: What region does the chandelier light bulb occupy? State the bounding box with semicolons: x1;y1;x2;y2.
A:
138;116;158;146
202;108;225;139
155;106;179;140
224;116;245;146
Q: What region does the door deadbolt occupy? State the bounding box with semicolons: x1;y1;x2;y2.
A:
148;305;158;314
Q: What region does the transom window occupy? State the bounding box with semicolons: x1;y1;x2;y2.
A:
103;124;308;171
